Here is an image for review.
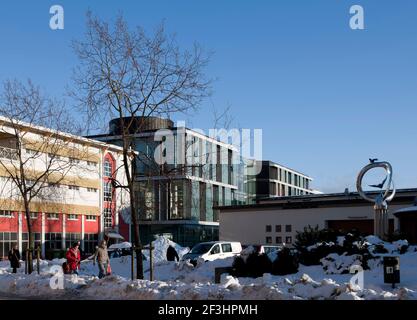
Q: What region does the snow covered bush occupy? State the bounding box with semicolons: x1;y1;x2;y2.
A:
231;252;271;278
295;226;410;267
321;253;366;274
295;226;345;265
271;247;299;275
231;246;298;278
294;225;340;249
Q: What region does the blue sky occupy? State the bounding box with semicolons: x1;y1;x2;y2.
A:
0;0;416;193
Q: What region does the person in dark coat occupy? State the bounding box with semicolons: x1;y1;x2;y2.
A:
8;244;21;273
166;245;179;262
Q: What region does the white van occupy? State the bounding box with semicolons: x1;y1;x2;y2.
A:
182;241;242;262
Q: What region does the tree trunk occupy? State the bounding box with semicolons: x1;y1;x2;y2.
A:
23;201;33;274
130;184;144;279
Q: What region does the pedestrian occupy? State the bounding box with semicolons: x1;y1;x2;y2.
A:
66;241;81;275
166;245;179;262
8;244;21;273
93;240;110;279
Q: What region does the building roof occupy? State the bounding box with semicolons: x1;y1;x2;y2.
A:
216;188;417;211
87;126;239;151
393;205;417;217
263;160;313;180
0;115;124;152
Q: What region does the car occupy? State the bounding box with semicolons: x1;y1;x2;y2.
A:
182;241;242;264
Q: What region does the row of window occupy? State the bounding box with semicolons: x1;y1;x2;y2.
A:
21;180;99;193
44;232;98;254
269;183;310;197
57;184;98;193
266;236;292;245
0;210;13;218
25;149;99;168
0;212;97;221
269;166;310;189
266;225;292;233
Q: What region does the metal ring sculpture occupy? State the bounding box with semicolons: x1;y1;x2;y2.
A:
356;161;396;204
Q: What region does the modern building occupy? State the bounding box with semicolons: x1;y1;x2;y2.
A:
89;116;246;247
218;189;417;246
245;160;318;203
0;116;128;259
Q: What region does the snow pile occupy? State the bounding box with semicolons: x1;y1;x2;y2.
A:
1;236;417;300
1;252;417;300
109;242;132;250
142;236;190;263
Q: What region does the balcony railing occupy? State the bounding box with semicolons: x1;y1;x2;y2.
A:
0;146;18;160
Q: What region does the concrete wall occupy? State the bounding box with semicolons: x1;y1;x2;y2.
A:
219;203;411;246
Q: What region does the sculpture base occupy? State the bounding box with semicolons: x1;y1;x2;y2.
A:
374;208;389;241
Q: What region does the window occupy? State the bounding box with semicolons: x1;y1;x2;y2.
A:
266;237;272;244
276;236;282;244
45;233;62;250
87;161;97;167
84;233;98;254
30;212;38;219
210;244;220;254
67;214;78;220
26;149;37;155
103;208;112;228
285;225;292;232
0;210;13;218
104;160;112;177
69;185;80;191
221;243;232;253
275;225;282;232
65;233;81;249
87;187;98;193
49;183;61;188
0;232;18;258
47;213;59;220
265;225;272;232
69;157;80;164
86;215;97;221
22;232;41;252
286;236;292;244
104;182;112;201
25;180;36;188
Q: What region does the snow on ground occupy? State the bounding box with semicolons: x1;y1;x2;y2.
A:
0;236;416;300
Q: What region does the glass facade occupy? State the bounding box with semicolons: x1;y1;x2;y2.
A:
103;126;245;247
245;161;313;203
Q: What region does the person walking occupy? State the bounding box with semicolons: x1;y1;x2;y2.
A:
166;245;179;262
8;244;21;273
93;240;110;279
66;241;81;275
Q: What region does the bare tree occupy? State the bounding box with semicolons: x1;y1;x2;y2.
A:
71;12;211;279
0;79;82;273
